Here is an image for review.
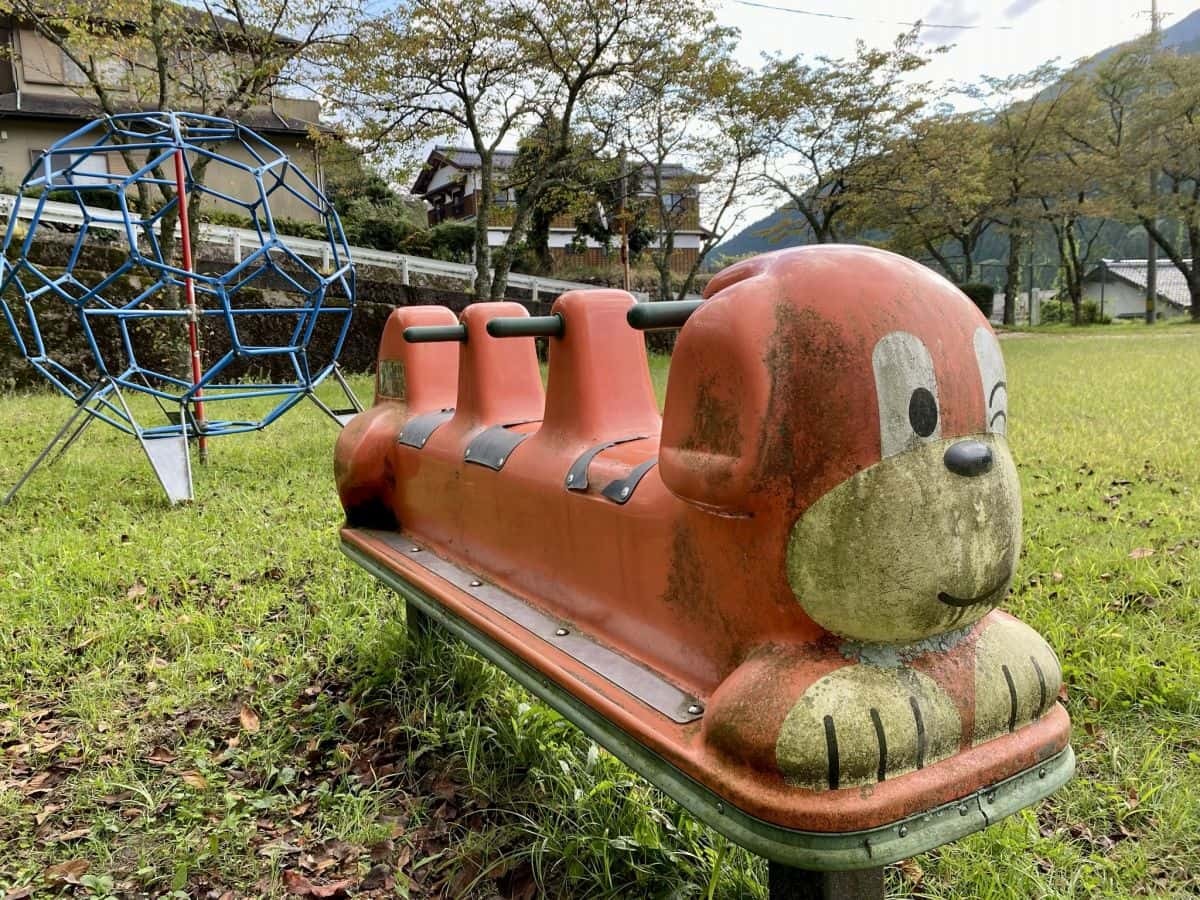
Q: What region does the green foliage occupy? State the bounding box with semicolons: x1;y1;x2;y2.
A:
397;221;475;262
1040;300;1069;324
1080;300;1111;325
325;171;426;253
959;282;995;318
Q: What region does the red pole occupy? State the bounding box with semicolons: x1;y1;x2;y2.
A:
172;149;208;462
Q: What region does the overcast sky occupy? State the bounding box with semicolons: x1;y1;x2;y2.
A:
716;0;1175;87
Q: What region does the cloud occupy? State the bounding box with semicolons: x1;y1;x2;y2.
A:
1002;0;1046;18
918;0;982;43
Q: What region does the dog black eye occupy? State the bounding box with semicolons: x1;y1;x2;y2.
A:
909;388;938;437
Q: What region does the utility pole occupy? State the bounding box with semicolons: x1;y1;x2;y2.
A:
1146;0;1161;324
1027;242;1036;326
617;145;631;293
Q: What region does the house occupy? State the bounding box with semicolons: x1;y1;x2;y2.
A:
0;14;326;222
1081;259;1191;319
411;145;709;274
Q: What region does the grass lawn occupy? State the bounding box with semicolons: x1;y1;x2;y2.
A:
0;328;1198;898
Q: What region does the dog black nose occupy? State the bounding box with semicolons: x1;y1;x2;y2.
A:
944;440;993;477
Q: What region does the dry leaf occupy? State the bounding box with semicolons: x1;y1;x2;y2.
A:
311;880;354;898
239;704;261;733
360;864;394;892
1129;547;1155;559
125;581;148;600
43;858;89;885
4;885;35;899
896;857;924;885
283;870;315;895
53;827;91;843
34;803;62;826
145;746;176;766
181;771;208;790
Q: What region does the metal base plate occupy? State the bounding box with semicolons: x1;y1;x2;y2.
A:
141;434;193;504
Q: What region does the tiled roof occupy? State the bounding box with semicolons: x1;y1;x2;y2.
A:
1083;258;1193;309
413;145;700;195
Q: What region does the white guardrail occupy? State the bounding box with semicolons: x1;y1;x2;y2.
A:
0;193;647;303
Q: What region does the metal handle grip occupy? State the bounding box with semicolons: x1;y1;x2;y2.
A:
403;324;467;343
486;314;564;338
626;299;704;331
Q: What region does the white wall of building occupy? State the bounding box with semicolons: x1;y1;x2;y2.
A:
1081;279;1185;319
486;228;703;250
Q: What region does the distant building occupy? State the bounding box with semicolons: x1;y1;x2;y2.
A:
1081;259;1191;319
0;13;327;222
411;145;709;274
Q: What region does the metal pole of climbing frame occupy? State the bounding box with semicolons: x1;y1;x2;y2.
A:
173;148;208;462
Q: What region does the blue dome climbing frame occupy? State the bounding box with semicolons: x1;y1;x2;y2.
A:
0;111;360;503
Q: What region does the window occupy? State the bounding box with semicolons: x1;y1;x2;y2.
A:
33;150;110;187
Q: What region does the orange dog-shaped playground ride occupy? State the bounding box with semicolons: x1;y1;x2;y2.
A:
335;245;1072;869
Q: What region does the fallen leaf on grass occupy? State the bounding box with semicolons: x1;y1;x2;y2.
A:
239;705;261;733
4;885;35;898
144;746;176;766
52;827;91;843
282;870;354;897
43;859;89;885
34;803;63;825
125;581;147;600
180;771;208;789
1129;547;1155;559
896;858;924;886
22;770;65;795
360;864;394;892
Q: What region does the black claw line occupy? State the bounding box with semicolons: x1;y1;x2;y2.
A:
1002;664;1019;733
869;707;888;783
823;715;840;790
908;697;926;769
1030;655;1047;717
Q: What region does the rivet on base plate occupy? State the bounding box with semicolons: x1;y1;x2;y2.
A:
898;825;908;837
469;580;482;587
555;627;569;636
687;703;703;715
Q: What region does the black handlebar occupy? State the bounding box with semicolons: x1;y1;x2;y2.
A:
626;299;705;331
403;324;468;343
486;314;565;338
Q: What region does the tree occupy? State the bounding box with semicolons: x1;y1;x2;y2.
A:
332;0;701;300
621;26;760;301
326;0;534;296
852;112;995;284
506;124;613;274
966;65;1069;325
750;29;936;246
1066;39;1200;322
1024;75;1111;325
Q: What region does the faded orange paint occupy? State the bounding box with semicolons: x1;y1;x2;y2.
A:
335;246;1071;834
